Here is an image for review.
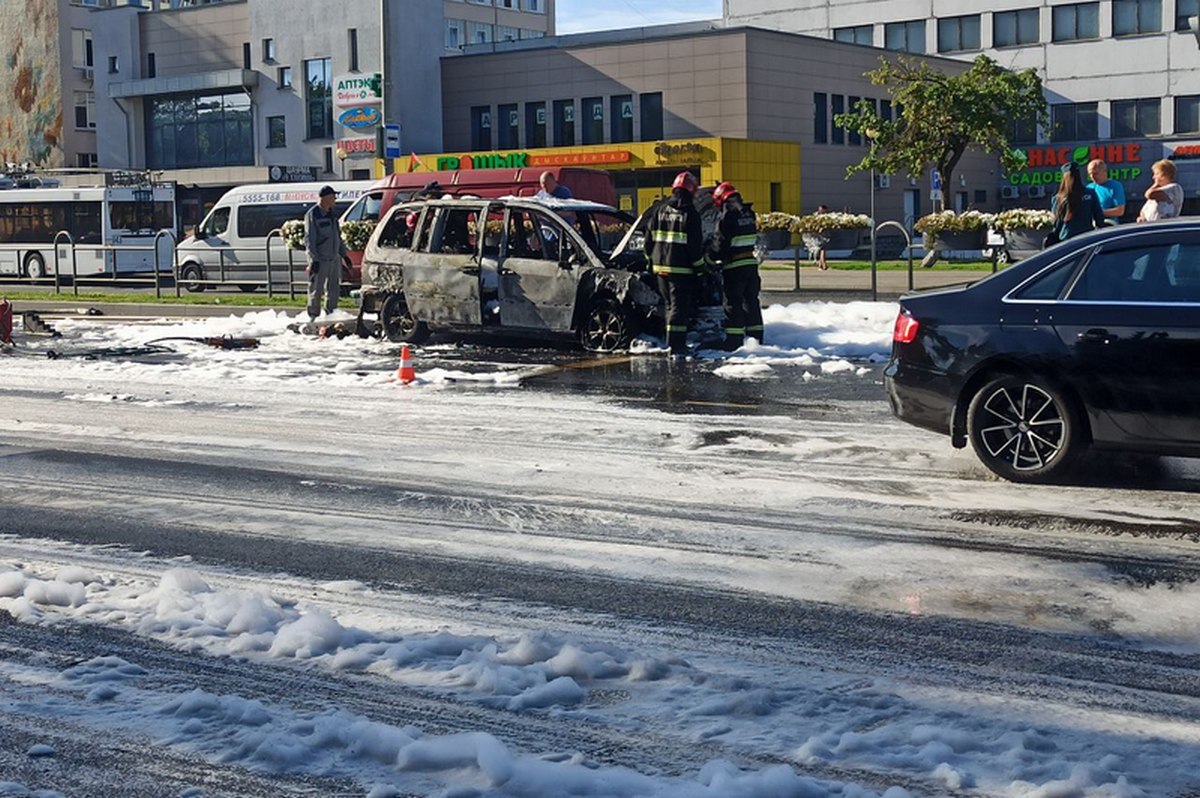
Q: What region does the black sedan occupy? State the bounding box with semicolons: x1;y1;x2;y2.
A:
885;220;1200;483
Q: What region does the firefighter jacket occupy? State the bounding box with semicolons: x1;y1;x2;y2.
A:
644;194;704;277
711;201;759;271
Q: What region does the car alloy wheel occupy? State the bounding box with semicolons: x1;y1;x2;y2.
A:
580;298;631;353
380;292;429;344
967;374;1083;483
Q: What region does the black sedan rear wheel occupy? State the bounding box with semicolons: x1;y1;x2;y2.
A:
380;292;429;344
579;298;632;353
967;374;1084;483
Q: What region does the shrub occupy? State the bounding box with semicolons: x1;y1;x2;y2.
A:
992;208;1055;232
914;210;994;236
791;212;871;235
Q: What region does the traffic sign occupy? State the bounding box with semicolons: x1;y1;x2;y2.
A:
384;124;401;159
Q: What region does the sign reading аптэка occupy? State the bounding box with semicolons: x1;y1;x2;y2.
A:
1006;143;1145;186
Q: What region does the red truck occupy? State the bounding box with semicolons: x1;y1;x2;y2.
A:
339;166;617;282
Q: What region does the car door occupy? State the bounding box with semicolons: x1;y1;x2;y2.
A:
199;206;237;278
495;207;578;331
401;204;484;327
1049;231;1200;447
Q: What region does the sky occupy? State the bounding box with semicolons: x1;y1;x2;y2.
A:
6;302;1200;796
555;0;724;35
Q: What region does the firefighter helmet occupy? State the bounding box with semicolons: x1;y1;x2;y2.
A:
712;182;738;206
672;171;698;192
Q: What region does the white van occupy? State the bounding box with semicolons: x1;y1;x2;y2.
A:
175;180;373;292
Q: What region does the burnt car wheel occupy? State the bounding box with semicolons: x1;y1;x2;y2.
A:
380;292;429;344
967;374;1084;483
580;298;632;353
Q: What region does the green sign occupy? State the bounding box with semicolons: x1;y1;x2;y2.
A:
436;152;529;170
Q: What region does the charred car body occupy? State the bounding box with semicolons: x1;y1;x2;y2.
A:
356;197;664;351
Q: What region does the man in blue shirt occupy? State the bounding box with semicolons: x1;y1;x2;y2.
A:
1086;159;1126;223
538;171;573;200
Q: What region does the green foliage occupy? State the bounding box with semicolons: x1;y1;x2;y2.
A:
835;54;1047;192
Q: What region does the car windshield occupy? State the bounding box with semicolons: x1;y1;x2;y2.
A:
570;210;634;259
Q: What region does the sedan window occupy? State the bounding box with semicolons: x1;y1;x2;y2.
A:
1068;242;1200;303
1011;252;1086;301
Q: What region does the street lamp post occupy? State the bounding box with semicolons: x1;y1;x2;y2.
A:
866;129;879;300
336;147;347;180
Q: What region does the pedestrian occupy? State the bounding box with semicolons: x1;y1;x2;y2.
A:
710;181;764;350
1086;159;1126;223
645;171;704;358
1047;162;1105;245
304;185;349;320
1137;159;1184;222
814;204;830;270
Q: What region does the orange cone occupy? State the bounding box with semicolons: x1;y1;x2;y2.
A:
396;344;416;384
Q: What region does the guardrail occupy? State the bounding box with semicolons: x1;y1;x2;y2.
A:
172;228;304;300
47;230;177;299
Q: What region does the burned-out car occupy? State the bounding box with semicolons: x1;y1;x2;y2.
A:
356;197;662;352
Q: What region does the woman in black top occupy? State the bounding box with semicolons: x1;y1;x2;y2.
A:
1048;161;1105;244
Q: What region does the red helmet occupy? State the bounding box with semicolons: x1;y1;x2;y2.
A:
405;211;418;229
672;171;698;192
713;182;738;206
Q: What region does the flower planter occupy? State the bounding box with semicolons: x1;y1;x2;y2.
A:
930;229;987;251
1002;227;1048;260
762;229;792;250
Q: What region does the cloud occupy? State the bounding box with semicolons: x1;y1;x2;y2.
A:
555;0;723;34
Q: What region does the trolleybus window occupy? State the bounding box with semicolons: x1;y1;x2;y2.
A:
110;201;174;235
0;201;103;244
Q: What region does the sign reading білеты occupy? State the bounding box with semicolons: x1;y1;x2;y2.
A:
1007;143;1146;186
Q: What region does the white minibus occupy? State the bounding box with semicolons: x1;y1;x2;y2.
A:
175;180;373;292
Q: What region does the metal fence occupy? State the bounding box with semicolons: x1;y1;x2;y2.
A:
46;230;178;299
172;229;308;299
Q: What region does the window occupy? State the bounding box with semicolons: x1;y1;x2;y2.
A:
974;189;987;205
520;29;545;39
107;55;119;74
146;53;156;78
523;0;543;11
203;207;231;238
1176;95;1200;133
431;208;479;255
146;92;254;169
640;92;663;141
471;105;492;150
267;115;286;148
885;20;925;52
1068;242;1200;303
349;29;359;71
237;203;308;239
498;25;520;41
324;146;334;174
1176;0;1198;30
498;103;519;149
278;66;292;89
446;19;466;49
813;92;828;144
468;21;493;43
833;25;873;45
304;57;333;139
1112;98;1160;137
70;29;93;68
770;183;782;212
831;94;845;145
553;99;574;146
1050;102;1098;141
937;15;981;52
342;192;384;223
881;99;893;121
76;153;98;169
377;204;419;249
262;38;275;62
525;102;546;148
1013;254;1084;300
994;8;1040;46
74;91;95;130
1113;0;1161;35
848;96;862;146
1052;3;1100;40
610;94;633;143
1010;113;1038;143
582;96;603;145
242;42;251;70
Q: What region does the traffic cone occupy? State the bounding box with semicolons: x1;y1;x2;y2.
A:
396;344;416;384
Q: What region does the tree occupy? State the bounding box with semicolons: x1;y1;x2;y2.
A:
835;54;1047;199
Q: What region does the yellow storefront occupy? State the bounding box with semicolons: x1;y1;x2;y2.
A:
382;137;801;217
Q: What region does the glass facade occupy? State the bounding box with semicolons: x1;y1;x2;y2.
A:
146;92;253;170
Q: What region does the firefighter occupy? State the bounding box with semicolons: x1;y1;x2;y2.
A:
710;181;764;349
644;171;704;357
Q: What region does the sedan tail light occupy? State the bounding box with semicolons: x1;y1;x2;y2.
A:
893;312;920;343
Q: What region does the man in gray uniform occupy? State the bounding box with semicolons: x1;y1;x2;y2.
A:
304;185;349;320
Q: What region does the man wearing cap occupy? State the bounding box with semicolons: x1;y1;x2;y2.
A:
644;171;704;357
304;185;349;320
